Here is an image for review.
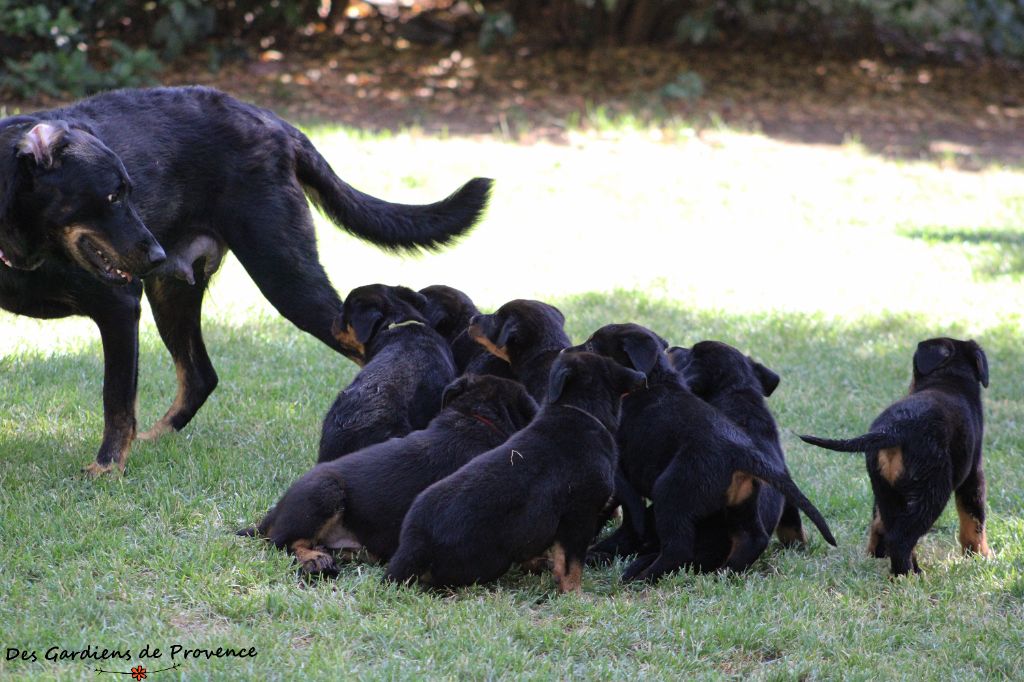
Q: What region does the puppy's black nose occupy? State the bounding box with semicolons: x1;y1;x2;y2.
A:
147;242;167;267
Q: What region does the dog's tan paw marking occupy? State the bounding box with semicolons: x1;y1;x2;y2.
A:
82;461;122;478
138;421;176;441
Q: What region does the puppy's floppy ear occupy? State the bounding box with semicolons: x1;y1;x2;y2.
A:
751;360;781;397
441;375;474;408
913;338;953;377
547;360;573;403
496;316;519;348
613;364;647;394
968;340;989;388
666;346;691;373
394;285;428;312
16;122;69;169
621;332;664;374
351;308;384;344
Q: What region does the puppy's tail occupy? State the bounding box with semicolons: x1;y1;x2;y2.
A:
291;130;492;253
799;431;901;453
235;504;278;540
739;456;837;547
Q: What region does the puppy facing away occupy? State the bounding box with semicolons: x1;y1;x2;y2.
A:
669;341;808;571
240;375;537;574
801;337;991;576
573;324;835;582
417;284;514;379
0;87;491;475
385;352;647;592
319;284;455;462
467;299;571;401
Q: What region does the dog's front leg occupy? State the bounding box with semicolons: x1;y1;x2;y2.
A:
82;298;141;477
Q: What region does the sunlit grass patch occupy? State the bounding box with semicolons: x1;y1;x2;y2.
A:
1;127;1022;679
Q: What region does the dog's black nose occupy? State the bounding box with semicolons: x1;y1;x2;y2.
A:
147;242;167;267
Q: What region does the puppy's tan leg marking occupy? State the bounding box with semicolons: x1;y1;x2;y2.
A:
559;559;583;594
877;447;904;484
550;542;582;593
725;472;755;506
866;508;886;557
775;525;807;547
955;499;993;558
291;539;336;573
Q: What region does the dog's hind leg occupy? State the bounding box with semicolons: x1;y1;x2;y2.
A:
955;467;993;558
225;202;351;360
775;502;807;547
139;276;219;440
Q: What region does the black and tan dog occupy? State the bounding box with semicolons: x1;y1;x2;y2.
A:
800;337;991;576
467;299;570;401
319;284;456;462
573;324;835;582
240;374;537;575
418;284;514;379
385;351;646;592
0;86;491;475
669;341;809;570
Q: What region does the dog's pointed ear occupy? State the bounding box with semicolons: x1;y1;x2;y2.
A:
351;309;384;345
441;376;474;408
621;333;665;374
914;338;954;377
968;341;989;388
547;359;573;403
16;122;69;169
751;360;781;397
394;285;428;312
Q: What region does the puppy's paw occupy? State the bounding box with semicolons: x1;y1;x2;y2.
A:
138;420;176;442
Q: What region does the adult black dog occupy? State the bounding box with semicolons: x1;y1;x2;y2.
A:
417;284;513;379
319;284;455;462
240;374;537;575
669;341;809;571
801;337;990;576
385;351;646;592
0;86;491;475
573;323;835;582
467;299;570;402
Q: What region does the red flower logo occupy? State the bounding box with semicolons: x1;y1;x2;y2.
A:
130;665;147;680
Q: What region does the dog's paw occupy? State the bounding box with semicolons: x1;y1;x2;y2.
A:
82;461;123;478
138;420;176;442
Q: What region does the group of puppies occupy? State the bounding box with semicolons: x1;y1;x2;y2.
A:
239;283;994;589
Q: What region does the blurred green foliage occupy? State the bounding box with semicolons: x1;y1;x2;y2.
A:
1;0;1023;98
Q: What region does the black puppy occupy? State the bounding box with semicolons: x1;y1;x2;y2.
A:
573;324;835;582
241;375;537;574
319;284;455;462
0;87;491;475
417;284;514;379
800;337;991;576
467;299;570;401
385;352;646;592
669;341;809;570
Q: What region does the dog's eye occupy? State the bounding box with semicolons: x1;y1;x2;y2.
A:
107;193;117;204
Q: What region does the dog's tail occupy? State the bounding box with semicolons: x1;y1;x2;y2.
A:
736;453;837;547
291;130;492;253
799;430;901;453
235;504;278;540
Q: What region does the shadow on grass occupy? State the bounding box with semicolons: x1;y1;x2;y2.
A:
899;226;1024;280
2;290;1021;521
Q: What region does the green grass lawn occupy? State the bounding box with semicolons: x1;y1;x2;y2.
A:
1;125;1023;680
